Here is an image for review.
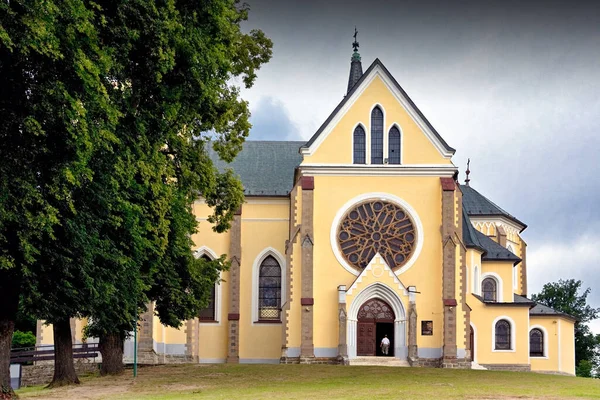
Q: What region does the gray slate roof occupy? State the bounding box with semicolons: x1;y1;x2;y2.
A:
476;230;521;264
462;209;521;264
208;141;304;196
461;185;527;230
472;293;534;306
302;59;455;154
530;302;578;321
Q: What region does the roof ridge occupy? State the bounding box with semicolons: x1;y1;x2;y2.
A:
302;58;455;154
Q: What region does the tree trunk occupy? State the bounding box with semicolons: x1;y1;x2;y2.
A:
0;270;21;399
99;333;124;376
0;319;16;399
48;319;79;388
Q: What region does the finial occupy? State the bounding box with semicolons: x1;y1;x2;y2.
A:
465;158;471;186
352;27;359;52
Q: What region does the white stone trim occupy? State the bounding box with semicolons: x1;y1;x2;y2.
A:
481;272;503;302
251;247;286;325
386;122;403;165
470;323;478;363
241;218;289;222
491;315;516;352
193;246;223;324
300;63;454;159
350;121;368;165
330;192;424;276
347;282;407;360
346;253;409;296
299;164;456;177
529;325;549;359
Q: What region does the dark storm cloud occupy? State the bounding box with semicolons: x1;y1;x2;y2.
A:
240;0;600;316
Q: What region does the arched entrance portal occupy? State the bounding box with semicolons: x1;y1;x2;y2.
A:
357;298;395;356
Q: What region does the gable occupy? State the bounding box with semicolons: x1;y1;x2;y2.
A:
301;59;455;166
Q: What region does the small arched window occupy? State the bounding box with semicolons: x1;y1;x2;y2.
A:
482;277;497;302
495;320;511;350
353;126;366;164
530;328;544;357
388;126;401;164
198;255;217;321
371;107;384;164
259;256;281;321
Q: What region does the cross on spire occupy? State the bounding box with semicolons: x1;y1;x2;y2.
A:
465;158;471;186
352;27;359;52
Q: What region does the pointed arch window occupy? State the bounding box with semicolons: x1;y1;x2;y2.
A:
388;126;401;164
495;319;511;350
198;255;217;321
353;126;366;164
482;277;497;302
530;328;544;357
371;107;384;164
259;255;281;321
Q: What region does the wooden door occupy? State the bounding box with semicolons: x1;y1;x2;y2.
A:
357;321;376;356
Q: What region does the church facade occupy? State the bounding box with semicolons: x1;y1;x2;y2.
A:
39;48;576;374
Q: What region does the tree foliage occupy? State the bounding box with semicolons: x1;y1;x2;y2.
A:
1;0;271;391
532;279;600;376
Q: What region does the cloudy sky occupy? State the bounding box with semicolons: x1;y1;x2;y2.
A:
240;0;600;330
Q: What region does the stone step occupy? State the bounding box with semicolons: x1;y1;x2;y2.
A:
349;356;410;367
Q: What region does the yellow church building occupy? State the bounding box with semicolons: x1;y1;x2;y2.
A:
38;43;576;375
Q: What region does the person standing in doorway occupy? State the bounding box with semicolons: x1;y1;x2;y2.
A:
380;334;390;355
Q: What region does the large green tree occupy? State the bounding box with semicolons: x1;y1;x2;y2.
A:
1;0;271;393
0;0;119;394
83;0;270;375
532;279;600;376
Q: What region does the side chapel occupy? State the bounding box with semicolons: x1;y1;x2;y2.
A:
38;38;576;374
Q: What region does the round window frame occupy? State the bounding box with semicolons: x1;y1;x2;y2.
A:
330;193;424;276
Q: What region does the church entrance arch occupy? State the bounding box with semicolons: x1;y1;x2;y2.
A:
357;298;395;356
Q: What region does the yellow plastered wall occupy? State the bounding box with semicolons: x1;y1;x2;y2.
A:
310;175;444;350
468;295;529;365
466;248;484;295
191;200;232;360
559;318;576;375
286;186;302;351
481;261;514;302
238;201;289;360
40;323;54;346
529;317;559;373
302;76;452;166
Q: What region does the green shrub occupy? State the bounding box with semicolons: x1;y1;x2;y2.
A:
11;330;36;349
576;359;593;377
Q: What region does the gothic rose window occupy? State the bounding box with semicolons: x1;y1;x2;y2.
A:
337;200;416;271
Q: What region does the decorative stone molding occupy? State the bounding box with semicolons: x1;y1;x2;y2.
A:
227;210;242;363
441;178;458;362
300;184;315;359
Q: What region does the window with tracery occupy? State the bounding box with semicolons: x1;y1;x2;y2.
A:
337;200;416;271
353;126;366;164
258;255;281;320
530;328;544;357
482;277;497;302
357;298;395;321
371;107;383;164
198;255;217;321
388;126;401;164
495;319;511;350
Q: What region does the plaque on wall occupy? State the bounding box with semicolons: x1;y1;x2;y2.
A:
421;320;433;336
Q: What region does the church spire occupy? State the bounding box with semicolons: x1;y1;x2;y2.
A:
347;27;363;94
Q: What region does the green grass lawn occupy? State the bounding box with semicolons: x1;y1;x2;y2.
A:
16;364;600;400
